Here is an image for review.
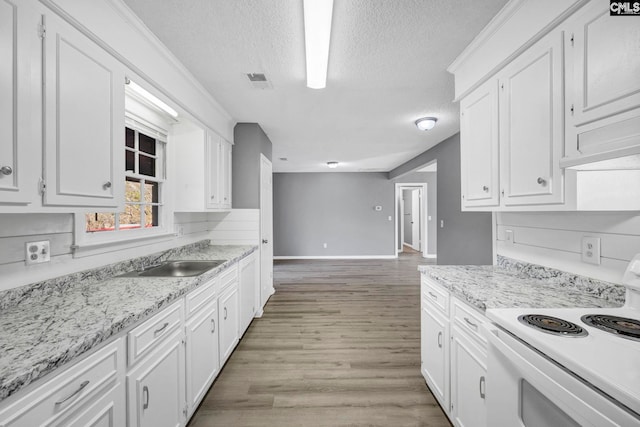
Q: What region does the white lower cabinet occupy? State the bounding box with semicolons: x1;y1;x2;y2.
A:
421;276;488;427
126;328;186;427
0;338;126;427
239;251;258;336
421;300;450;412
451;326;487;427
185;300;219;417
219;281;239;366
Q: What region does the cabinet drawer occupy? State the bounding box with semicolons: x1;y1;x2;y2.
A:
127;300;183;366
217;264;238;293
421;277;449;315
0;339;124;427
185;277;217;319
452;298;487;346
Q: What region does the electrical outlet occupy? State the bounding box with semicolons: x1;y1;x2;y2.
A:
505;229;514;245
581;236;601;265
25;240;50;265
440;220;444;228
323;243;327;249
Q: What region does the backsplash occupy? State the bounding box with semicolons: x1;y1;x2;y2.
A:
0;240;210;311
497;255;626;306
496;212;640;284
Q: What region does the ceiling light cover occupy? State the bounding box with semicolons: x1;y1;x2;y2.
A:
126;79;178;118
327;161;338;169
415;117;438;131
303;0;334;89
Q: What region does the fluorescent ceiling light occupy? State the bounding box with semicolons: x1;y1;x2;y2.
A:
415;117;437;131
126;78;178;118
327;161;338;168
303;0;334;89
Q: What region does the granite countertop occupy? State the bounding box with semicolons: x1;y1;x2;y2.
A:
0;242;257;402
418;256;626;312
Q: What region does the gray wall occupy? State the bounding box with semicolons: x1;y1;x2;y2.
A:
232;123;273;209
390;133;492;265
273;173;395;256
393;172;437;255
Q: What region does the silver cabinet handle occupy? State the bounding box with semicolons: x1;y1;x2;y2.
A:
211;318;216;333
143;385;149;409
437;331;442;348
482;185;489;192
0;166;12;176
464;317;478;330
479;376;486;399
153;322;169;337
224;307;227;320
55;380;89;406
537;177;547;186
103;181;112;189
428;291;437;300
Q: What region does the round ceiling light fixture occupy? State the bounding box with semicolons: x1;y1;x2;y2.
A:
415;117;438;131
327;161;339;169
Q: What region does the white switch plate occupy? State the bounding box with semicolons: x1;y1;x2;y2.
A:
25;240;50;265
323;243;327;249
581;236;601;265
505;229;514;245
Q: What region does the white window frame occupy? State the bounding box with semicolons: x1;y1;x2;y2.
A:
73;94;175;256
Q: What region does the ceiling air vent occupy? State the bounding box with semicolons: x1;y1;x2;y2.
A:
246;73;273;90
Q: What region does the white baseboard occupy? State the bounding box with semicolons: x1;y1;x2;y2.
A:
274;255;397;260
423;254;437;259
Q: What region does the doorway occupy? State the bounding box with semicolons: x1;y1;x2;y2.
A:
395;183;427;258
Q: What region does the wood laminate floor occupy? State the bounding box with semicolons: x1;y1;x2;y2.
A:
188;253;451;427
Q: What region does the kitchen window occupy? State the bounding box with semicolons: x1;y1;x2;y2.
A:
85;126;165;234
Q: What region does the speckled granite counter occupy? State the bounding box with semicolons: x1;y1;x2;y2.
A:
418;256;626;312
0;241;257;402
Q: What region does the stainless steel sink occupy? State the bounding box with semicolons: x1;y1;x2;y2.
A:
126;260;225;277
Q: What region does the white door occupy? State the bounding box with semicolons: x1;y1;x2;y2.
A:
499;29;564;206
259;154;273;307
411;189;421;251
219;285;239;366
421;303;450;413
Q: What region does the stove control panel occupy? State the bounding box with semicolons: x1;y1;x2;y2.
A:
622;253;640;291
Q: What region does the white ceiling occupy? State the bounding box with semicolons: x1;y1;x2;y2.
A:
123;0;508;172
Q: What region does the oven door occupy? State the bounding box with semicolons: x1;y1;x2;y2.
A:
484;325;640;427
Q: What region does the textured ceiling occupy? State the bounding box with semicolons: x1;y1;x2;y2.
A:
123;0;508;172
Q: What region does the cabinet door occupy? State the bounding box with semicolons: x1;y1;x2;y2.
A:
421;301;449;413
564;1;640;161
239;253;257;336
42;13;124;207
0;0;31;205
221;140;232;208
219;285;239;365
56;381;125;427
499;29;564;206
127;330;185;427
451;326;487;427
185;301;219;416
460;79;500;208
569;1;640;127
206;133;221;209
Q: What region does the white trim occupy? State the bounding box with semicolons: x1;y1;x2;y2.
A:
423;254;437;259
274;255;397;260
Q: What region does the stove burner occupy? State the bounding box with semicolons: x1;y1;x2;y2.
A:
581;315;640;342
518;314;588;337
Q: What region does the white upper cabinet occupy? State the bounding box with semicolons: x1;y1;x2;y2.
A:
562;0;640;166
172;120;232;212
498;29;564;206
460;79;500;208
0;0;33;206
42;12;124;208
207;134;232;210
